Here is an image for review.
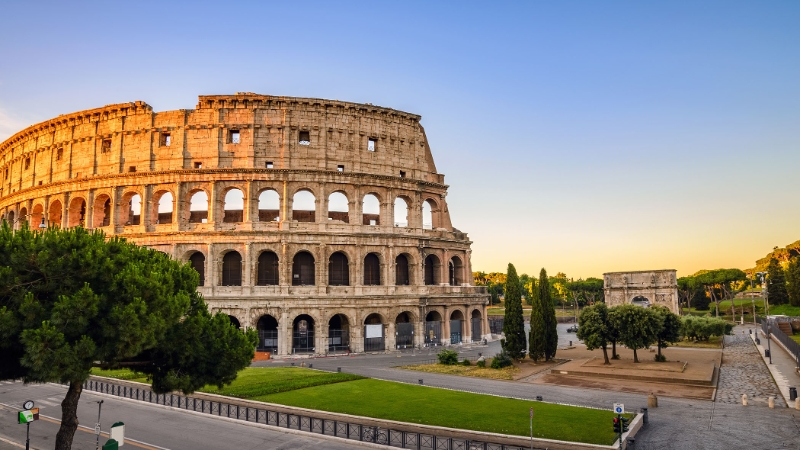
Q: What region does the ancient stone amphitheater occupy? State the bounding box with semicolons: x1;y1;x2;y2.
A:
0;93;488;356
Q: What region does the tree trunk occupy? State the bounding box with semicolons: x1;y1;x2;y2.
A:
601;344;610;365
633;348;639;363
611;340;619;359
55;380;83;450
657;341;662;358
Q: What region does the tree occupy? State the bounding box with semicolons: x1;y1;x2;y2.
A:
0;225;257;450
651;306;681;361
607;306;621;359
613;305;658;363
540;268;558;361
786;257;800;307
576;303;611;364
693;269;747;316
767;258;789;306
528;272;546;362
502;263;526;360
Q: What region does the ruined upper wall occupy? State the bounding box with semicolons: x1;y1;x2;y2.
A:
0;94;444;199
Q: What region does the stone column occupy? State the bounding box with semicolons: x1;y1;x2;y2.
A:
279;310;289;356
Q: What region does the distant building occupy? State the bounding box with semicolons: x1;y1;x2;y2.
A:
603;270;679;314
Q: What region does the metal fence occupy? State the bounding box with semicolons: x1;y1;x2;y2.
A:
761;319;800;368
488;318;503;334
83;378;532;450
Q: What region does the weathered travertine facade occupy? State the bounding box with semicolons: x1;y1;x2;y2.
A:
0;93;489;355
603;270;679;313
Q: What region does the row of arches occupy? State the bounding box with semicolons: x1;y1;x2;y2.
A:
2;186;443;230
189;250;466;287
229;309;484;354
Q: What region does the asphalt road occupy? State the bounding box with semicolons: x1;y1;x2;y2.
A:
0;381;372;450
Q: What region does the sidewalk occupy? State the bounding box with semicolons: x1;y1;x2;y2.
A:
751;328;800;406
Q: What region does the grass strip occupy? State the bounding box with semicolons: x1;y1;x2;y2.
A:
399;363;519;380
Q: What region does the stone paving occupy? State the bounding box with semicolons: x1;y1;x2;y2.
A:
715;327;786;407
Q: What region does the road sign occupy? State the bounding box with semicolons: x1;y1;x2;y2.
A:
95;423;101;435
18;410;34;424
613;403;624;414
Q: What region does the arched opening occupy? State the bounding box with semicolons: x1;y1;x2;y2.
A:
68;197;87;227
395;254;410;286
393;197;408;227
223;188;244;223
395;312;414;349
292;314;315;353
450;310;465;344
631;296;651;307
422;200;434;229
156;192;174;224
7;211;15;229
18;207;27;227
221;251;242;286
189;190;209;223
257;251;279;285
292;251;315;286
92;195;112;228
227;315;241;329
424;254;440;285
362;194;380;225
122;194;142;226
363;253;381;286
256;315;279;353
328;252;349;286
327;192;349;223
364;313;385;352
328;314;350;353
189;252;205;286
471;309;482;342
31;204;44;229
292;190;316;222
449;256;464;286
258;189;280;222
48;200;62;227
424;311;442;346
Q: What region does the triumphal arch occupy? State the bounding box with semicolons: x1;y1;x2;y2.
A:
603;270;679;313
0;93;490;356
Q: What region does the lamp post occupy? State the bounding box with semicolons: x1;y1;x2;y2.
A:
767;325;773;364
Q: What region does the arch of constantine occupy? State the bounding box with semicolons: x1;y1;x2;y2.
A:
0;93;490;356
603;270;679;313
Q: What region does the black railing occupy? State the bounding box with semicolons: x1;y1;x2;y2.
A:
761;319;800;368
84;378;531;450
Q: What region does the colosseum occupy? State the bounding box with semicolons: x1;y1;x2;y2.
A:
0;93;489;356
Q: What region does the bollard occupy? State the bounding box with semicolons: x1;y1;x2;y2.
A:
765;349;770;358
795;397;800;411
789;386;797;401
569;341;572;347
291;362;295;366
749;329;752;335
627;437;635;448
755;337;760;345
308;364;312;368
647;393;658;408
768;396;775;408
640;407;648;424
419;379;423;385
741;394;748;406
536;395;543;401
337;367;341;372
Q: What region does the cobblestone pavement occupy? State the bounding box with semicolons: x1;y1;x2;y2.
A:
716;327;786;407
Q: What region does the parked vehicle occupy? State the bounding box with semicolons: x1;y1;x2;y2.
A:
566;324;578;333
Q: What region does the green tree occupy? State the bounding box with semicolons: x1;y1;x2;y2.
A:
767;258;789;306
786;257;800;307
613;305;658;363
0;225;257;450
607;306;621;359
576;303;611;364
539;268;558;361
651;306;682;361
528;271;546;362
502;263;526;360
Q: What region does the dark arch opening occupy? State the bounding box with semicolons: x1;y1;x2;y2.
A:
328;252;349;286
256;315;278;353
292;314;315;353
222;251;242;286
471;309;482;342
257;251;279;285
363;313;385;352
424;310;442;346
228;315;241;329
189;252;206;286
292;252;315;286
424;254;440;285
328;314;350;352
395;254;409;286
395;312;414;349
363;253;381;285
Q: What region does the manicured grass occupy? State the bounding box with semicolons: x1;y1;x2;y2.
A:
90;368;149;383
399;363;519;380
768;304;800;316
262;378;624;444
789;335;800;345
92;367;623;444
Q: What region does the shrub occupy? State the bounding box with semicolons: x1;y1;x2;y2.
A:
461;358;471;366
654;353;667;362
476;360;486;368
680;316;733;341
437;349;459;365
490;350;513;369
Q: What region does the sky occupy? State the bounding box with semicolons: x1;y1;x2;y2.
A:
1;1;798;279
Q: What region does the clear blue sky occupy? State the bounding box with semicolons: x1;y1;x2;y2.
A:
1;1;798;278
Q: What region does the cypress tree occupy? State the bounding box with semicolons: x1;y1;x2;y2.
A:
528;272;546;362
767;258;789;306
502;263;526;360
539;268;558;360
786;257;800;307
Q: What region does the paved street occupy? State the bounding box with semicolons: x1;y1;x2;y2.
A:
0;381;369;450
716;326;786;407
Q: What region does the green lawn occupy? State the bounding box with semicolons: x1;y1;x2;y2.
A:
789;335;800;345
92;367;623;445
768;304;800;316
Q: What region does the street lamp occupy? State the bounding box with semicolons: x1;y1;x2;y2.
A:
767;325;773;364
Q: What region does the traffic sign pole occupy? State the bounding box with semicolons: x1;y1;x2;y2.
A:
529;407;533;450
617;414;622;450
